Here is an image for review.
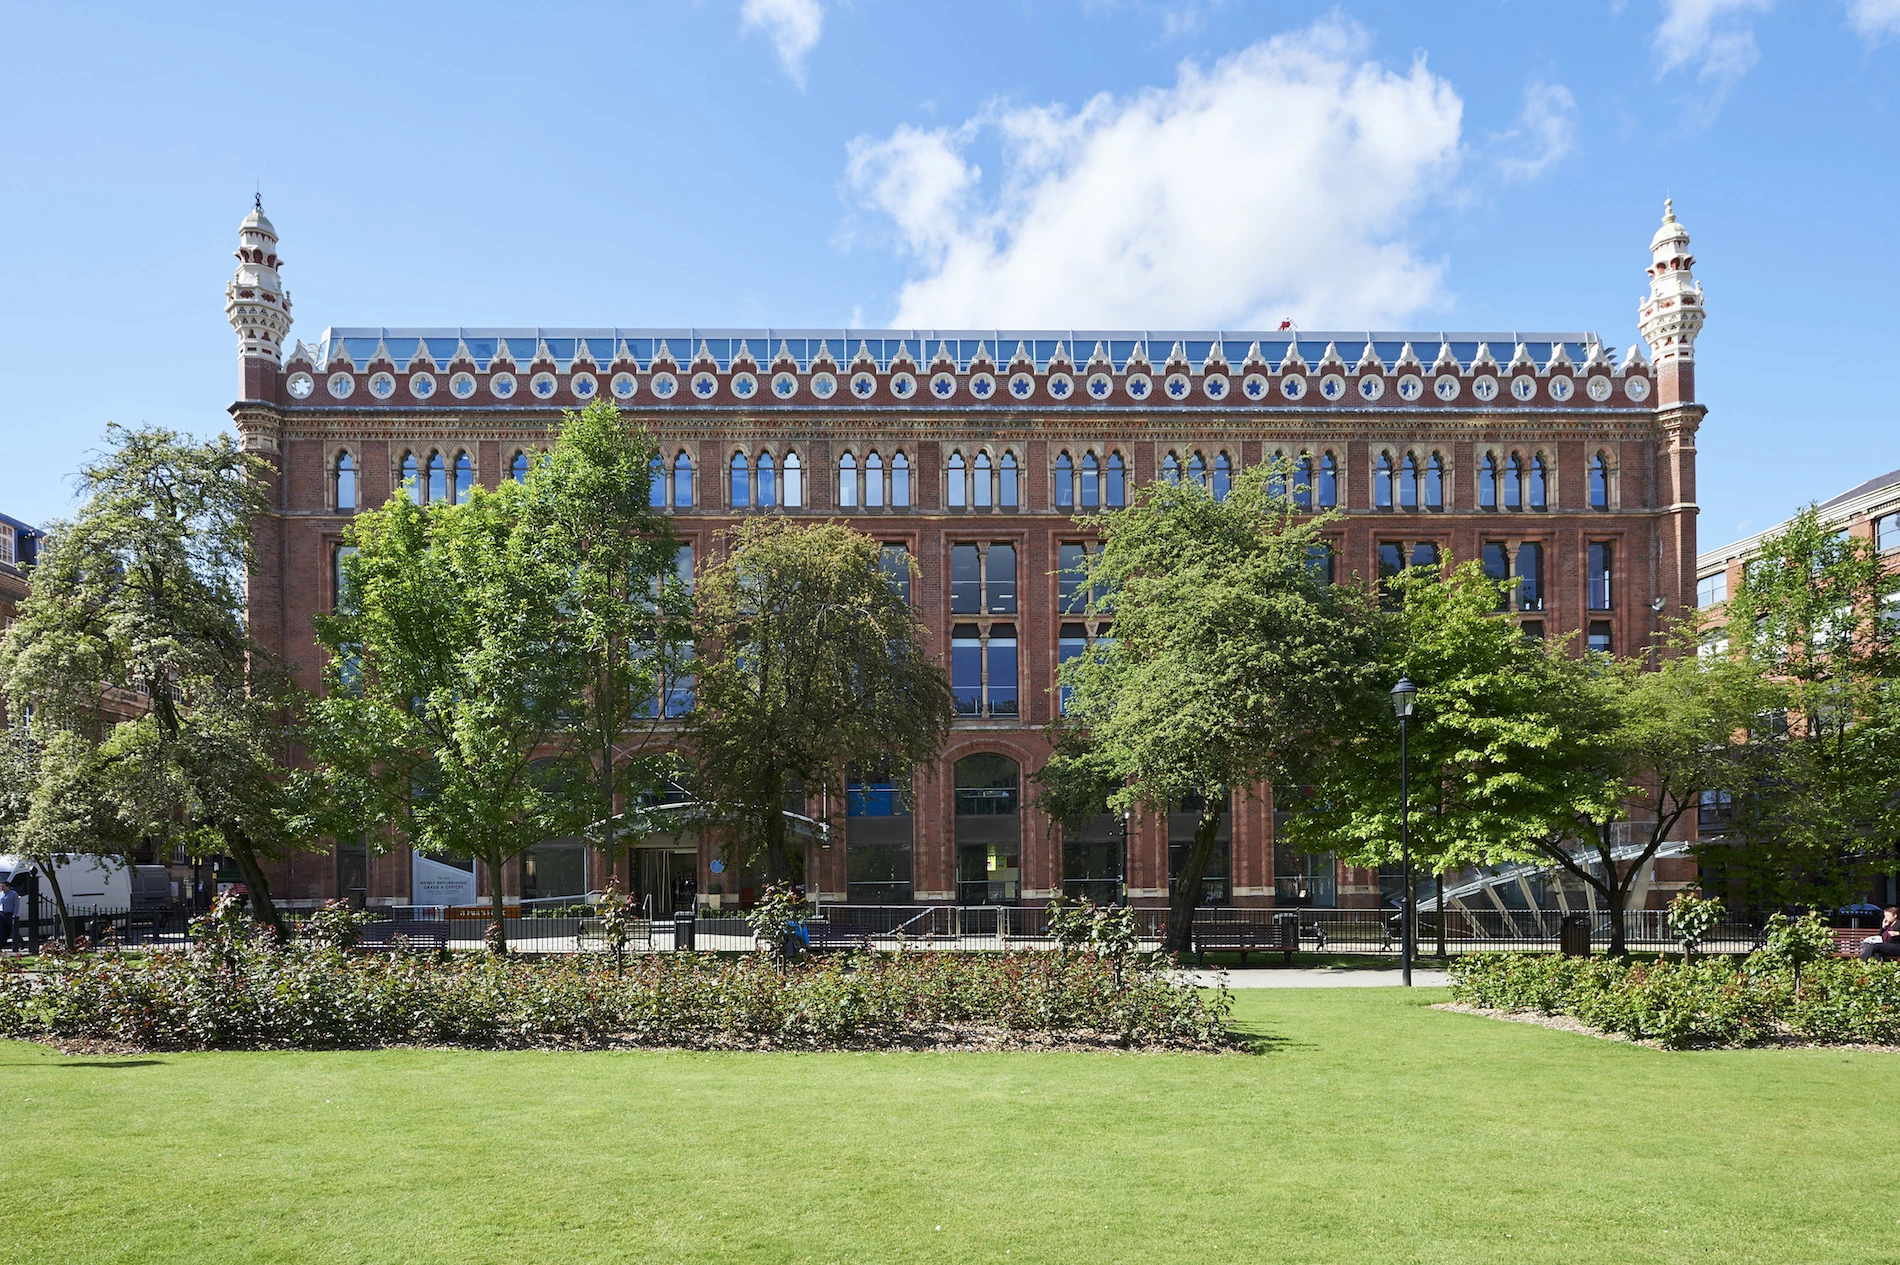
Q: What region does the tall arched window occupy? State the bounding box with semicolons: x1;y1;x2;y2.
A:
649;454;666;508
672;451;694;507
1479;452;1498;510
401;452;421;504
1504;453;1523;510
1318;452;1338;508
865;451;884;508
974;451;993;508
1426;453;1445;511
1106;452;1126;507
1267;451;1286;501
1399;453;1420;511
1375;451;1394;510
1055;451;1074;509
757;451;777;508
1528;453;1548;510
1189;451;1207;487
999;451;1018;508
784;451;804;507
1213;451;1232;502
510;450;530;483
730;451;751;509
888;452;906;507
334;452;356;511
947;451;966;508
1294;455;1314;510
427;451;447;504
1080;452;1100;508
1162;452;1181;484
453;452;472;504
1590;452;1610;510
839;451;858;508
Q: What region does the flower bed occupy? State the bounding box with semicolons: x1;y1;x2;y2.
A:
1448;952;1900;1049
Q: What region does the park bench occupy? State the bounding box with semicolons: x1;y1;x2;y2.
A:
801;921;873;953
1835;929;1879;958
1190;916;1299;967
356;919;450;953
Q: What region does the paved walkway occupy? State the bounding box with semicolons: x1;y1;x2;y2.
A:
1173;967;1450;988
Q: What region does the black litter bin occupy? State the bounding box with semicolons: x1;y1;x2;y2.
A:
1559;914;1592;957
673;910;696;952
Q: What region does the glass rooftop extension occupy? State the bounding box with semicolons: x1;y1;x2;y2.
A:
307;328;1608;375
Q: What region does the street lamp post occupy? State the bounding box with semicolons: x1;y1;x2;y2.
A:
1390;677;1417;988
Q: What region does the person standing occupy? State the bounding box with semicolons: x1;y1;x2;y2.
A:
0;879;18;953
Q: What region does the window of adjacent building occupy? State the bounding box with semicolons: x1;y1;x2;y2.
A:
880;544;912;604
1516;542;1545;612
1057;621;1087;714
951;623;1018;717
947;451;966;508
649;454;667;508
1292;454;1315;510
1274;843;1335;906
951;544;981;614
427;451;448;504
886;452;904;508
1697;571;1727;608
839;451;858;508
1520;620;1545;640
954;754;1021;905
1105;451;1126;508
730;451;750;509
1378;542;1441;608
1189;451;1208;487
986;543;1017;612
999;452;1018;508
334;452;357;511
0;524;13;567
757;452;777;508
1503;454;1523;511
1877;511;1900;554
1588;541;1614;610
847;769;914;905
1587;620;1614;655
1080;452;1100;508
671;451;693;507
401;451;421;504
1480;453;1498;510
1055;451;1075;510
1425;453;1445;510
866;451;885;508
1063;810;1125;904
1698;789;1733;830
1399;453;1420;511
1318;452;1338;509
1483;542;1512;612
663;544;695;716
1590;452;1611;510
1306;542;1336;585
974;452;994;508
1375;451;1395;510
333;545;358;613
1162;451;1180;483
1528;454;1548;510
1213;451;1232;502
452;452;471;503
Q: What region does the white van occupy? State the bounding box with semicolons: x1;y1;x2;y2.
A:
0;854;172;909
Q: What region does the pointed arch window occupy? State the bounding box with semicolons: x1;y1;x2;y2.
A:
400;452;420;504
1106;451;1126;507
947;451;966;508
866;451;884;508
839;451;858;508
1528;453;1548;510
511;450;531;484
784;451;804;507
649;454;666;508
1213;451;1232;502
1590;452;1610;510
453;452;472;504
1055;452;1075;509
672;451;694;507
1267;451;1287;501
1399;453;1419;511
1375;451;1394;510
1294;455;1314;510
1425;453;1445;511
1318;452;1338;508
757;451;777;508
1080;452;1100;509
1480;453;1499;510
974;451;993;508
334;452;357;511
423;451;445;504
1504;453;1523;510
730;451;751;509
999;451;1018;508
1162;452;1181;484
888;451;907;508
1189;451;1207;487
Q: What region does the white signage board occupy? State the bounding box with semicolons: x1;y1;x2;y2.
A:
411;854;477;907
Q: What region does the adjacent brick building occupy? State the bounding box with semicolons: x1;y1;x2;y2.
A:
228;201;1708;912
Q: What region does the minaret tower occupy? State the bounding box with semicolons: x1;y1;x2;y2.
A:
1637;199;1704;407
224;196;292;400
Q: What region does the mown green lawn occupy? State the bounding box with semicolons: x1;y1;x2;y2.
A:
6;988;1897;1265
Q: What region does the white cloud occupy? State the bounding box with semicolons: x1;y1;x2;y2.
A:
842;20;1464;330
1493;80;1577;180
1846;0;1900;39
1654;0;1773;103
740;0;824;87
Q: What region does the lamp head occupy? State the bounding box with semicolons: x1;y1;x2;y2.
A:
1390;676;1418;720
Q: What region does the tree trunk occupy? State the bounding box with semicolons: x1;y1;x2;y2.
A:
1435;872;1447;960
42;864;75;953
487;860;510;954
1163;802;1225;956
764;771;791;886
227;834;289;944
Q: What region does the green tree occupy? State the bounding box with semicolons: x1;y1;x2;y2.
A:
1709;506;1900;908
1041;464;1380;955
683;518;955;884
0;425;310;941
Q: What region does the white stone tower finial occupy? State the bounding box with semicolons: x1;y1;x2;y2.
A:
225;199;292;397
1637;198;1702;406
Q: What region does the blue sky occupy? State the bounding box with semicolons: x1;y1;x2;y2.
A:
1;0;1896;544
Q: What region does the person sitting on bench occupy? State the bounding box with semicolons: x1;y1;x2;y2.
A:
1860;906;1900;962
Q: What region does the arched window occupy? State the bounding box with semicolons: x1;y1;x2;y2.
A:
866;451;884;508
784;451;805;507
1375;451;1394;510
839;451;858;508
999;451;1018;508
947;451;966;508
1590;452;1610;510
453;452;472;504
1162;452;1181;484
1213;451;1232;502
888;452;906;508
673;451;694;507
1189;451;1207;487
1479;452;1498;510
1528;453;1548;510
334;452;356;511
649;454;666;508
1266;451;1287;501
427;451;447;504
1504;453;1523;511
1106;451;1126;507
1080;452;1099;509
757;451;777;508
1318;452;1338;508
511;450;530;483
401;451;421;504
1399;453;1419;511
1055;451;1074;509
1426;453;1445;511
954;753;1021;905
974;451;993;508
730;451;751;509
1295;455;1314;510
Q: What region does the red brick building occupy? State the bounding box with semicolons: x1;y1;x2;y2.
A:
229;202;1707;912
